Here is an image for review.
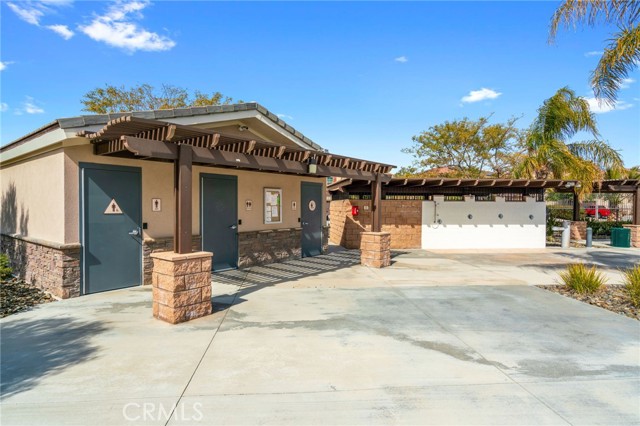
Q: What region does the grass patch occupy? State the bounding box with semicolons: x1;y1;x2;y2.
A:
623;265;640;308
558;263;606;294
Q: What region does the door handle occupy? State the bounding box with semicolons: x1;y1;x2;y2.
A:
302;222;309;226
229;225;238;230
128;227;141;236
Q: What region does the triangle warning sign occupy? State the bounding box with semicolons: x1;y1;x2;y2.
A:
104;199;123;215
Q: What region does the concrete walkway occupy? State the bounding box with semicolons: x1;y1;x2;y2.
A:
1;248;639;425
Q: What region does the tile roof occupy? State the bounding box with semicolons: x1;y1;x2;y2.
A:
2;102;323;152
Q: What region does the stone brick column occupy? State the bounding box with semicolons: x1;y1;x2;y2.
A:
151;251;213;324
623;225;640;248
360;232;391;268
570;221;587;240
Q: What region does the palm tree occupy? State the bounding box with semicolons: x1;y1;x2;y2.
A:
515;87;624;197
549;0;640;104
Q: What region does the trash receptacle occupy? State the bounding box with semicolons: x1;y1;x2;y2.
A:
611;228;631;248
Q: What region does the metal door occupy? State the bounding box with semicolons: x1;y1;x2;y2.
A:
81;164;142;294
301;182;323;257
201;174;238;271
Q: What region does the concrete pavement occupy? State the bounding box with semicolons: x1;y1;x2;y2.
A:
1;248;639;425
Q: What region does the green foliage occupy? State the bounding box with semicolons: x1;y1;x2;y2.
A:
514;87;623;197
559;263;606;294
623;265;640;308
586;219;632;237
401;116;522;178
81;83;236;114
0;254;12;280
549;1;640;104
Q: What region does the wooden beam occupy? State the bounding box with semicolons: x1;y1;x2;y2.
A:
123;136;178;160
174;144;193;254
371;174;383;232
121;136;389;181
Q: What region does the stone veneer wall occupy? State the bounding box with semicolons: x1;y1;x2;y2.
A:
329;199;421;249
1;234;81;298
623;225;640;248
143;236;201;285
238;227;329;268
570;221;587;240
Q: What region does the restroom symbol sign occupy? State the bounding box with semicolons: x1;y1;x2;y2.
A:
152;198;162;212
104;199;123;215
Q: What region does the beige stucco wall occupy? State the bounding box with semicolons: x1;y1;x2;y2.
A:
64;143;325;243
1;149;66;243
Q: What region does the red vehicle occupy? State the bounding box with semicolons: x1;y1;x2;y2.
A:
584;205;611;218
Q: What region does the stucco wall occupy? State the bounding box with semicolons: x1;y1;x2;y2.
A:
64;144;325;243
1;149;66;243
421;196;546;249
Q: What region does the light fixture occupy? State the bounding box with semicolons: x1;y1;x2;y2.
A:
308;157;317;174
529;214;534;220
498;213;504;219
238;125;249;132
467;214;473;220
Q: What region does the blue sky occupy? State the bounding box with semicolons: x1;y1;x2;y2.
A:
2;1;639;169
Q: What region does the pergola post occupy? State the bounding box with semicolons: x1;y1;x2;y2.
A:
634;188;640;226
151;143;213;324
371;173;382;233
361;173;390;268
174;144;193;254
572;190;580;221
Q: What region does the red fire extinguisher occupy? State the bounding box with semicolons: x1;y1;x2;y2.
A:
352;206;360;216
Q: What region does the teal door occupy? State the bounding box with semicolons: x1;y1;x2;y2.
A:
81;164;142;294
201;174;238;271
301;182;323;257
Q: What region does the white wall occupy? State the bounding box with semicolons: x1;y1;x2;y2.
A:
421;196;546;249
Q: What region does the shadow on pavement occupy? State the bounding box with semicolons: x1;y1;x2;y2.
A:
0;317;108;399
212;250;363;306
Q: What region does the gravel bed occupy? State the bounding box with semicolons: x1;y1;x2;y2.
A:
538;284;639;321
1;278;55;318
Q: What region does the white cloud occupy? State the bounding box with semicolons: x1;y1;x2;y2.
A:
1;103;8;112
461;88;502;103
80;1;176;53
21;97;45;114
584;51;603;57
620;78;635;89
0;61;13;71
7;1;74;40
585;97;633;114
47;24;74;39
277;113;293;120
7;2;44;25
394;56;408;63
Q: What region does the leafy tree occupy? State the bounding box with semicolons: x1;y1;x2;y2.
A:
549;0;640;104
81;83;235;113
400;116;521;178
514;87;623;197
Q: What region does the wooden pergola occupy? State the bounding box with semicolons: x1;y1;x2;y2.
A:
330;177;640;225
79;116;394;253
554;179;640;224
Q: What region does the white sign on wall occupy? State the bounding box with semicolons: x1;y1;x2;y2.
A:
152;198;161;212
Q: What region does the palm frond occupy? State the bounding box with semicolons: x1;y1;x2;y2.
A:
567;140;624;170
530;87;599;141
549;0;640;42
591;24;640;103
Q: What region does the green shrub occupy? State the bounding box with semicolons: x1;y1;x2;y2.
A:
623;265;640;308
558;263;606;294
586;219;632;237
0;254;12;280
